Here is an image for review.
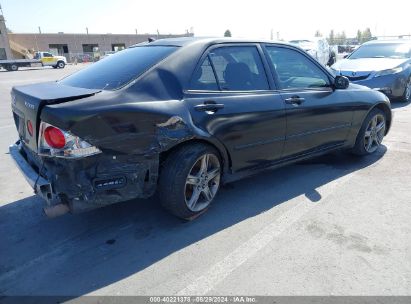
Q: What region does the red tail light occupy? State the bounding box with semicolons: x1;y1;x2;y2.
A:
44;126;66;149
38;122;101;158
27;120;33;137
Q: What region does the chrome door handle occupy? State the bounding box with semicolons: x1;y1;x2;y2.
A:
194;102;224;112
285;96;305;105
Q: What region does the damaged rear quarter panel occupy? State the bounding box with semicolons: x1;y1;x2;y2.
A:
41;96;196;156
38;96;201;211
39;42;216;157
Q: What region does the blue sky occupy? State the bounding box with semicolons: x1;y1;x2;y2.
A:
1;0;410;40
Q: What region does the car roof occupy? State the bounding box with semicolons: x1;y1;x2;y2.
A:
290;37;323;42
131;37;294;48
363;39;411;45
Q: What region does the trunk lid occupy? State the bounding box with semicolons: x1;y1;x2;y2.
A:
11;82;100;152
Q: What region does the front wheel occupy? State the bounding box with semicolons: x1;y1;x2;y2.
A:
352;108;386;156
158;143;221;220
402;76;411;102
10;64;18;71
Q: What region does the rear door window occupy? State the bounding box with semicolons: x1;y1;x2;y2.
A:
190;56;219;91
60;46;178;90
207;46;269;91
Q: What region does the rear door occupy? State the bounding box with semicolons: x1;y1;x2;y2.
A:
263;44;354;159
184;44;286;173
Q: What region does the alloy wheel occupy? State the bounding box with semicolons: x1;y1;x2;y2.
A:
184;153;220;212
405;77;411;101
364;114;386;153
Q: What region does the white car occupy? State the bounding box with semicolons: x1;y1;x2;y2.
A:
289;37;332;66
33;52;67;68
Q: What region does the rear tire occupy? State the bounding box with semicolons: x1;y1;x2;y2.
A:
10;64;18;71
352;108;386;156
158;143;222;220
57;61;65;69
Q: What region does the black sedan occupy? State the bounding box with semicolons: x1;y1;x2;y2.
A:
9;38;392;219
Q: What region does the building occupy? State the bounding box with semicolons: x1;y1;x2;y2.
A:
0;14;192;62
0;15;12;60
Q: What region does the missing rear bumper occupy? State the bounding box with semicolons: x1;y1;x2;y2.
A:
9;140;159;215
9;141;58;204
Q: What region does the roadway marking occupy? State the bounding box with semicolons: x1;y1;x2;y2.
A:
177;173;355;296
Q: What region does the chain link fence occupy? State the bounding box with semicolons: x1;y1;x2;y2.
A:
58;51;116;64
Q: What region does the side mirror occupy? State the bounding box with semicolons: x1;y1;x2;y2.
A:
334;76;349;89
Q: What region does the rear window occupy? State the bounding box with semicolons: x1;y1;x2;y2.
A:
60;46;178;90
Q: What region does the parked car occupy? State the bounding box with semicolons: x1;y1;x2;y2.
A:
289;37;334;66
331;40;411;102
9;38;391;220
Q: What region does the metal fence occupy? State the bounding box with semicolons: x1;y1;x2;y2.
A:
57;51;117;64
59;52;98;64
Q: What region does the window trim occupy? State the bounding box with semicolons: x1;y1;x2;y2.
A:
207;54;222;91
262;43;335;92
186;43;276;93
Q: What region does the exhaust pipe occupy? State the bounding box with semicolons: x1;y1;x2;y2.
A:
44;204;70;218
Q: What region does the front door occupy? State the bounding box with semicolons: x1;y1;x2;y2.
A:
264;45;354;159
41;52;56;66
185;44;286;173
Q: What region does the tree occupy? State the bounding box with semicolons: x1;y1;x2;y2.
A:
327;29;335;45
362;28;372;43
6;27;12;33
356;30;362;44
224;30;232;37
314;30;322;37
336;31;347;45
341;31;347;42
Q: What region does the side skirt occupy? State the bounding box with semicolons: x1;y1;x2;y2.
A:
222;143;347;184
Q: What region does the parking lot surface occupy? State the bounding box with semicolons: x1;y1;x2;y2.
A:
0;65;410;297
